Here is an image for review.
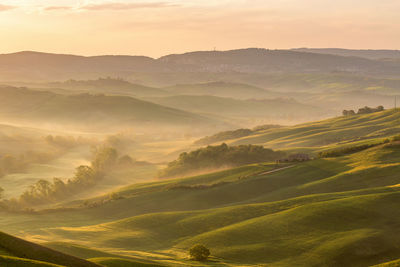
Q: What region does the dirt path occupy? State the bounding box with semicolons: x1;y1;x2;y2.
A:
257;165;295;176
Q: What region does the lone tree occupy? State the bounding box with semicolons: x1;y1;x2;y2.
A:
189;244;210;261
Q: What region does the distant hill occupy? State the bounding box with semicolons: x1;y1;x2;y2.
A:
0;86;226;132
163;81;275;99
147;94;331;125
1;49;400;82
0;51;158;81
159;48;400;74
292;48;400;60
47;78;170;98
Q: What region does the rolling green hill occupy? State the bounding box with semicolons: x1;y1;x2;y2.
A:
6;140;400;266
0;231;100;266
3;111;400;266
220;109;400;151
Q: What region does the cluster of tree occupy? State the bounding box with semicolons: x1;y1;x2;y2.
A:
342;106;384;116
18;146;118;206
0;151;54;178
318;140;389;158
159;143;286;178
81;192;126;209
167;181;230;191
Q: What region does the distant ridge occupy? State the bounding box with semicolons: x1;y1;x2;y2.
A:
292;48;400;60
1;48;400;81
0;86;226;132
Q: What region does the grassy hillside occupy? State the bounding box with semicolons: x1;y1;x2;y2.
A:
0;232;163;266
3;111;400;266
373;259;400;266
37;142;400;266
0;231;100;266
0;255;63;267
223;109;400;151
0;140;399;265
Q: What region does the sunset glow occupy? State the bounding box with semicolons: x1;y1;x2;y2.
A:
1;0;399;57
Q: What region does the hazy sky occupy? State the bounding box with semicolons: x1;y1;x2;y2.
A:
0;0;399;57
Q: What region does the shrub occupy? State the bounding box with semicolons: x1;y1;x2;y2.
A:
189;244;210;261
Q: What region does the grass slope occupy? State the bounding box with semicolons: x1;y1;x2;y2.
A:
0;231;100;267
0;255;63;267
4;112;400;265
2;141;400;265
228;109;400;151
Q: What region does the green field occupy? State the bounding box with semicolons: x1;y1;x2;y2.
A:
227;109;400;150
3;110;400;266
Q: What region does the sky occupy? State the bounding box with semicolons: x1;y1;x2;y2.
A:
0;0;399;57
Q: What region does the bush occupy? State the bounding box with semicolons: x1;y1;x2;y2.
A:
189;244;210;261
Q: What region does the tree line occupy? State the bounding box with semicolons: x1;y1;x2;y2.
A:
159;143;286;178
16;146;118;206
343;105;384;116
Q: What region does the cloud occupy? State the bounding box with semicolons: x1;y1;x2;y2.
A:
0;4;15;11
44;6;72;11
80;2;177;11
